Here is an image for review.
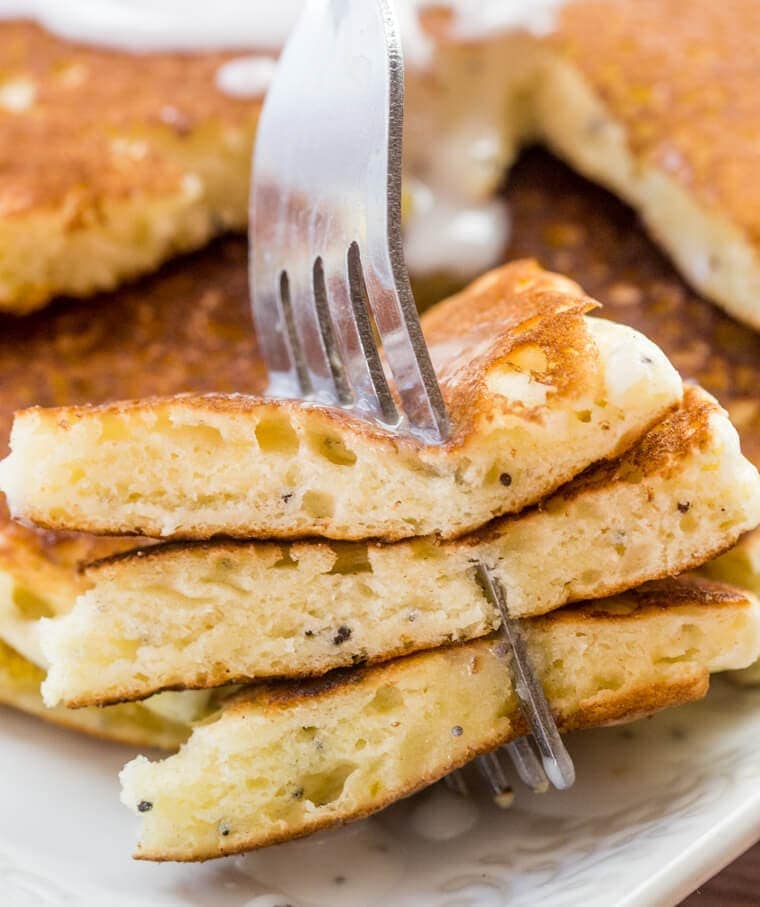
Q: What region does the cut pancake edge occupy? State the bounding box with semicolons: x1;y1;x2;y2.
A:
0;638;189;750
37;384;760;708
129;672;710;862
701;527;760;685
118;577;760;861
0;557;222;742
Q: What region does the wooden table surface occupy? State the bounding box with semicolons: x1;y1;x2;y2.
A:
680;842;760;906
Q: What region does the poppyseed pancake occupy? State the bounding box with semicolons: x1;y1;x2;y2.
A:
39;386;760;709
119;577;760;861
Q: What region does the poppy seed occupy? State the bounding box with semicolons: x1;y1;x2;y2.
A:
333;625;352;645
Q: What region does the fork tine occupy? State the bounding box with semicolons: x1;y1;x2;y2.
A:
248;260;302;399
477;750;515;809
363;211;451;442
313;257;353;406
477;565;576;791
504;739;550;794
347;242;400;426
444;770;471;798
315;247;396;423
279;270;314;397
286;261;340;402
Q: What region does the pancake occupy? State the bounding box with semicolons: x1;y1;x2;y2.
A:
0;21;258;314
702;529;760;685
0;638;188;750
540;0;760;330
0;261;683;542
0;519;225;743
0;519;135;666
119;576;760;861
39;385;760;709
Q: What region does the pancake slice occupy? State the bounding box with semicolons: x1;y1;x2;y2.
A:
0;522;223;743
0;22;258;314
702;528;760;685
39;385;760;708
0;261;682;542
541;0;760;329
0;638;188;750
119;577;760;861
0;519;134;668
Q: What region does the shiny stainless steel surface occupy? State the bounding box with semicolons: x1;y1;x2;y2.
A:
250;0;447;442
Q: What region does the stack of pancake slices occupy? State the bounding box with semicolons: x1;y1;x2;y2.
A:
1;260;760;861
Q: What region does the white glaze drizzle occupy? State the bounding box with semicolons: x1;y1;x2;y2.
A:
0;1;567;54
446;0;568;39
404;187;512;279
216;56;278;98
236;822;405;907
0;0;304;51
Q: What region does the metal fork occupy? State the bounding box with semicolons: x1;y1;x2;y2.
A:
249;0;575;798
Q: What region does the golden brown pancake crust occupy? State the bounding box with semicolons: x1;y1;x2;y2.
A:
505;149;760;466
556;0;760;248
0;21;260;218
8;259;603;458
423;261;597;442
552;575;751;619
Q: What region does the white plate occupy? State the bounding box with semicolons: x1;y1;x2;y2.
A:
1;679;758;907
